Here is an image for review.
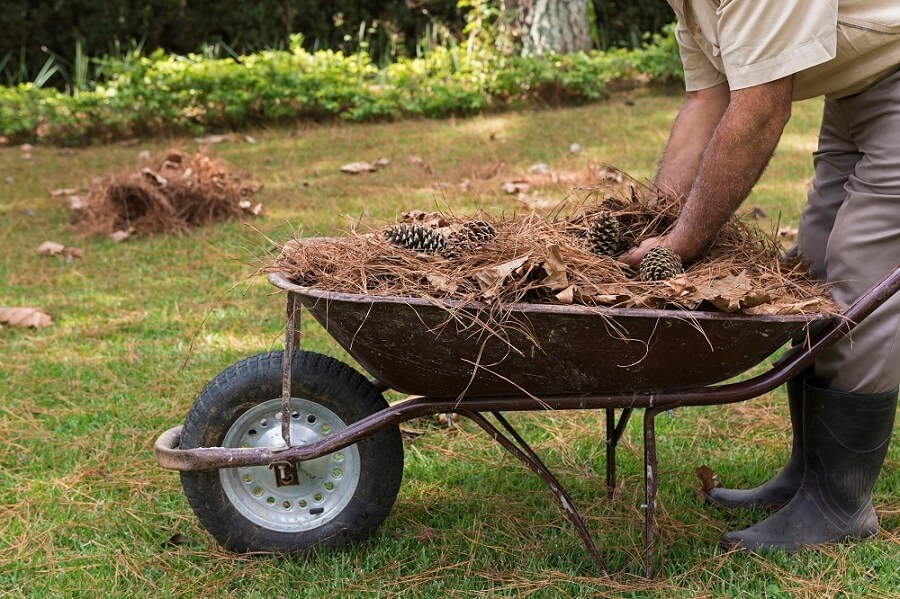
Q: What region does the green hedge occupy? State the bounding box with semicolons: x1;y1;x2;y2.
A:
0;26;682;146
2;1;674;87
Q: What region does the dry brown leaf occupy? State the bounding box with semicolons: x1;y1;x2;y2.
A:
238;200;263;216
407;155;433;174
556;285;576;304
110;228;134;242
194;133;237;145
515;192;558;210
373;157;390;168
426;273;458;294
697;272;771;313
778;226;798;241
141;168;168;186
473;256;530;298
401;210;448;228
696;465;721;496
36;241;83;259
501;180;530;194
663;275;696;297
540;244;569;291
744;298;824;316
50;187;79;197
0;307;52;328
340;161;377;174
67;195;86;211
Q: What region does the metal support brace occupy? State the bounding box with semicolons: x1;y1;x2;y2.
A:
281;293;299;448
460;410;610;577
643;406;663;579
605;408;632;499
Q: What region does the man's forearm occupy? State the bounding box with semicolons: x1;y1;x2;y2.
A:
667;77;794;261
651;83;729;201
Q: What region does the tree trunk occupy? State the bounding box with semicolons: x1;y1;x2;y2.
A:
509;0;592;55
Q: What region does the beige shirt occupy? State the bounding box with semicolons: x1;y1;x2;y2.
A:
667;0;900;100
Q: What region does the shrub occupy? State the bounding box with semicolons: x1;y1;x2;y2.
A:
0;26;682;146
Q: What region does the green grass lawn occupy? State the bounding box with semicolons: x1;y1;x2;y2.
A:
1;88;897;598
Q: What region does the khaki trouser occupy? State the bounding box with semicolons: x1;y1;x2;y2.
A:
797;67;900;394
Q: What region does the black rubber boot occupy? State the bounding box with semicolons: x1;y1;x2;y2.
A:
719;380;897;553
705;367;812;510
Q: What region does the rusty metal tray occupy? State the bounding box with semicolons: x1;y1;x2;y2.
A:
269;272;828;397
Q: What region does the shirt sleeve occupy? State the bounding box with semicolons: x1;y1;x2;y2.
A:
717;0;838;90
674;19;727;92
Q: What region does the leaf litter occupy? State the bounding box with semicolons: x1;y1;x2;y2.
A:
72;149;262;238
271;174;835;319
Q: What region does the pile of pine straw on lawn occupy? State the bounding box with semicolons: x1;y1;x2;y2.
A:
74;149;262;238
270;179;837;318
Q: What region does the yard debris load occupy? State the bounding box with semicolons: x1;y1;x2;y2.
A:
272;183;835;316
73;150;262;238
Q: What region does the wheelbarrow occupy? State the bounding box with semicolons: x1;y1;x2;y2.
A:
154;264;900;577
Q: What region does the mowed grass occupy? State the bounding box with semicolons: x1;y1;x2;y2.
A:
1;88;898;598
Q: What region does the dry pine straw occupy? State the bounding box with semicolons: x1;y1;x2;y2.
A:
271;185;837;318
74;149;262;237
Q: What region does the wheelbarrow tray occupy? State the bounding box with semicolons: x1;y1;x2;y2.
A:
269;273;829;397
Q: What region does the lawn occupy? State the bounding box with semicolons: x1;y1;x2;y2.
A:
1;87;897;598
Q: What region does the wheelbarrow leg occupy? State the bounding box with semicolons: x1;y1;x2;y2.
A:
643;407;662;579
460;410;610;577
605;408;632;499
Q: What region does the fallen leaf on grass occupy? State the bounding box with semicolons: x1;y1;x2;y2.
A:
50;187;79;197
0;307;52;328
194;133;237;145
340;161;377;174
407;155;433;174
778;226;798;241
514;192;558;210
36;241;83;259
501;180;530;194
67;195;86;211
110;228;134;242
238;200;263;216
373;156;390;168
696;465;721;496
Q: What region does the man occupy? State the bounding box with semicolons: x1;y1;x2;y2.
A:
620;1;899;552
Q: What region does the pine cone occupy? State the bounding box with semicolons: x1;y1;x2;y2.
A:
639;247;683;281
588;212;621;257
383;223;447;254
445;220;496;254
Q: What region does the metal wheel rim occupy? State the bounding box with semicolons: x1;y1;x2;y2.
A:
220;397;361;533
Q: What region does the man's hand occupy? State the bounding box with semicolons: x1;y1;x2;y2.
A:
622;76;794;268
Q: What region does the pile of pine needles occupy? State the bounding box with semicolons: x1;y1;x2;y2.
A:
74;149;262;237
271;185;835;317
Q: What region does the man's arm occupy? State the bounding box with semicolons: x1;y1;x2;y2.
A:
649;82;730;202
622;76;794;266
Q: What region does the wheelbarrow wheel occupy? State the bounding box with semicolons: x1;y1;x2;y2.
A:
179;350;403;553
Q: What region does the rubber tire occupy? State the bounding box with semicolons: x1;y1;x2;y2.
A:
179;350;403;553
